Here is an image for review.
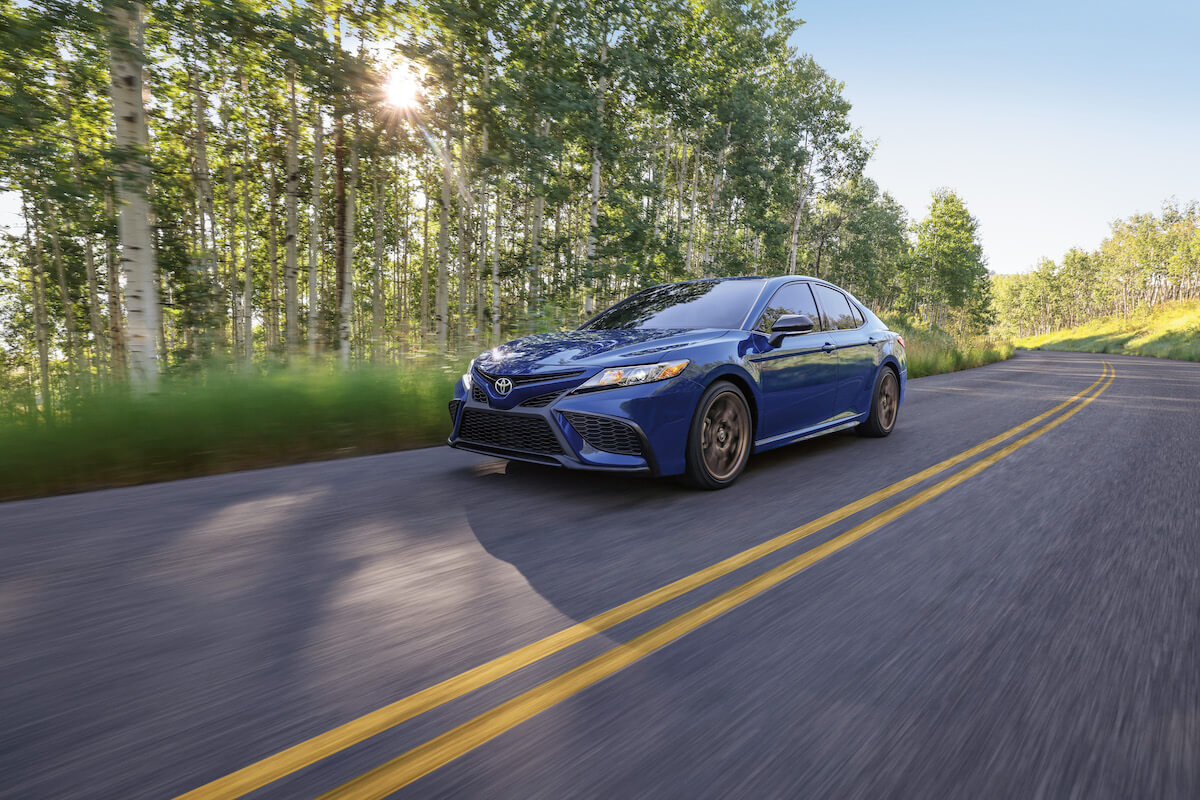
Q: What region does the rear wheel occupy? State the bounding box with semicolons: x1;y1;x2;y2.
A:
684;381;752;489
858;367;900;437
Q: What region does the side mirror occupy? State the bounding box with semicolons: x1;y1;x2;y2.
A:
768;314;815;347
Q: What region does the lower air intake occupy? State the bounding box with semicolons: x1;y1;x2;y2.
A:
562;412;643;456
459;409;563;455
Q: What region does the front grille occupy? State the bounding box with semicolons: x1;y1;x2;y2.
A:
563;412;643;456
471;383;488;404
448;399;461;424
520;389;561;408
459;408;563;455
474;367;585;387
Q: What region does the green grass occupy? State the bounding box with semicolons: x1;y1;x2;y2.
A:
885;316;1015;379
0;321;1016;501
0;363;462;501
1018;300;1200;362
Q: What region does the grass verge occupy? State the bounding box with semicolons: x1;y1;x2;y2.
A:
0;365;461;501
886;316;1015;379
1017;300;1200;361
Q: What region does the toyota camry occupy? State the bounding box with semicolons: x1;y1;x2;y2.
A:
448;276;906;488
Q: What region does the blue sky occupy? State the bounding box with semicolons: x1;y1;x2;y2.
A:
791;1;1200;273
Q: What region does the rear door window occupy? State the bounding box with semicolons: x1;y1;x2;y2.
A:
757;282;822;332
813;284;859;330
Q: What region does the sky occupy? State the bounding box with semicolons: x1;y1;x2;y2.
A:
790;0;1200;273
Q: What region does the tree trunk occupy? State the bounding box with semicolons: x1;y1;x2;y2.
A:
787;134;810;275
585;39;608;277
61;79;108;372
42;190;86;383
371;164;385;360
436;131;452;349
104;187;126;377
241;72;254;363
684;145;700;272
307;107;323;357
224;122;240;357
284;66;300;353
338;121;357;366
333;106;346;354
476;68;489;340
528;120;550;332
491;186;502;342
106;0;159;391
267;146;280;352
420;189;430;340
24;201;52;415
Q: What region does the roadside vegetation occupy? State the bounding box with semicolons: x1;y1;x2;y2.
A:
888;316;1014;378
0;363;462;501
1018;300;1200;362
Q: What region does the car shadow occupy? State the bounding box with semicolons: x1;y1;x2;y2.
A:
460;428;864;627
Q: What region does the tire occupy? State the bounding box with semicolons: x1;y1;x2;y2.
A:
858;366;900;437
683;380;753;489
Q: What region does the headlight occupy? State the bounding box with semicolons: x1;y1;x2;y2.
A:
462;358;476;391
579;359;689;390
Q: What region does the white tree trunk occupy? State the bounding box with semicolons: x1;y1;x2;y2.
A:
307;108;323;358
435;131;452;349
284;66;300;352
107;0;159;390
338;122;357;366
240;71;254;362
371;165;385;360
491;186;501;342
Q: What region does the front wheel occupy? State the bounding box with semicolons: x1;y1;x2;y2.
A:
858;367;900;437
683;381;752;489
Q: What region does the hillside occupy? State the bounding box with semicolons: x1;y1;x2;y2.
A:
1018;300;1200;362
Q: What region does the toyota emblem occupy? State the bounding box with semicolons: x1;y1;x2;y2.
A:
494;377;513;396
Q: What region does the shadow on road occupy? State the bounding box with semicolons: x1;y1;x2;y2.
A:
459;429;861;627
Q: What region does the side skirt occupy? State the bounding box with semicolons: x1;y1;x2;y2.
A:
752;414;867;453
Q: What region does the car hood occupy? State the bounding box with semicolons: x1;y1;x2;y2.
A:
475;328;729;373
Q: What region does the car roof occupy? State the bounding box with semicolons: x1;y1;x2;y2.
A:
649;275;826;289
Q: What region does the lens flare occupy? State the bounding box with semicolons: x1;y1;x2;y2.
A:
383;68;420;109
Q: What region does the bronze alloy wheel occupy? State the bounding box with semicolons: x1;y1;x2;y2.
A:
700;391;750;482
877;369;899;431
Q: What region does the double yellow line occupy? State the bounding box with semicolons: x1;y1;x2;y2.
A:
179;361;1114;800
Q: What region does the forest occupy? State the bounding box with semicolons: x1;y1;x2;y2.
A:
0;0;996;417
992;201;1200;338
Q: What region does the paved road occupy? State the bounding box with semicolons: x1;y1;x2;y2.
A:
3;350;1199;799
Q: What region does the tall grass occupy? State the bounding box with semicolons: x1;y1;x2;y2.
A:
884;316;1015;378
1018;300;1200;362
0;364;462;501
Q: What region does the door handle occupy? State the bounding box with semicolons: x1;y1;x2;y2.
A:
868;336;881;346
821;342;836;353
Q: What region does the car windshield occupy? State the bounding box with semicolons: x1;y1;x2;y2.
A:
580;280;766;331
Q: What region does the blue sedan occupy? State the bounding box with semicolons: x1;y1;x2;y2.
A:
448;276;907;488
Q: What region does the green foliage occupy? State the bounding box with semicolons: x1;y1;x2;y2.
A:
0;363;463;500
1018;299;1200;362
993;201;1200;339
906;189;991;334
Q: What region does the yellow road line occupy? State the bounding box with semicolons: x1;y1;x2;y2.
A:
175;362;1110;800
320;363;1115;799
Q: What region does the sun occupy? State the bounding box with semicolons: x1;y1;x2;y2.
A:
383;67;421;110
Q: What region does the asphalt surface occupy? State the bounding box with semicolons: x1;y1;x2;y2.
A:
3;350;1200;799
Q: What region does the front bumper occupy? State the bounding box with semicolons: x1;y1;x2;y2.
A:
447;369;700;476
